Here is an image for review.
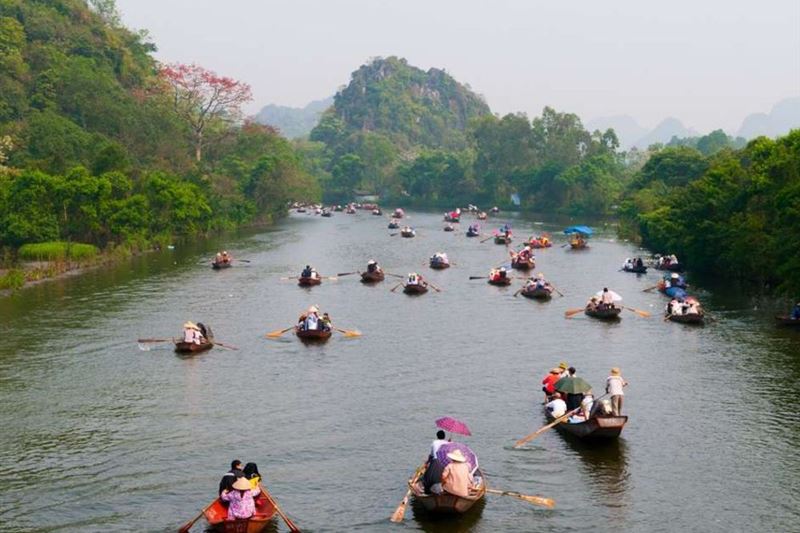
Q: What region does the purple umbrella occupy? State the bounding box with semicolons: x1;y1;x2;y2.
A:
436;416;472;436
436;442;478;471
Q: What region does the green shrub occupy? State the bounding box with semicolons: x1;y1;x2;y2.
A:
18;242;99;261
0;269;25;290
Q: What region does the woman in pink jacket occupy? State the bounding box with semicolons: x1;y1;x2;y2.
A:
220;476;261;520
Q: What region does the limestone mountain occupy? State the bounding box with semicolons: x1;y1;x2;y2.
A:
254;97;333;139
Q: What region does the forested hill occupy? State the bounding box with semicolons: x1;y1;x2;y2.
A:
308;57;491;199
0;0;318;254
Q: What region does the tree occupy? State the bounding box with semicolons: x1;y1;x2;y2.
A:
159;63;252;162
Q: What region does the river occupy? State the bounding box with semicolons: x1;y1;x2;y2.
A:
0;210;798;532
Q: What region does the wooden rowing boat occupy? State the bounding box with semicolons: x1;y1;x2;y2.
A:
487;277;512;286
494;235;511;245
401;229;416;238
295;327;332;341
511;256;535;270
388;221;400;229
403;283;428;295
372;209;382;216
776;315;800;327
545;409;628;441
174;339;214;354
429;259;450;270
443;225;455;232
570;240;588;249
655;262;684;272
321;211;332;217
361;270;385;283
666;312;704;324
466;230;480;237
212;261;232;270
585;306;622;320
527;238;552;249
204;494;277;533
477;212;487;220
410;467;486;515
298;276;322;287
521;285;552;300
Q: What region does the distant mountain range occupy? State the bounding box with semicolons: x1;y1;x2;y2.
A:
587;97;799;149
253;97;333;139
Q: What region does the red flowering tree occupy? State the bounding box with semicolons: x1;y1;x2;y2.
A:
159;63;252;162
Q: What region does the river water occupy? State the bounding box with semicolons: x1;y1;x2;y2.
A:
1;210;798;532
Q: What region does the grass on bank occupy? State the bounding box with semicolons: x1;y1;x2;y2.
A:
18;242;100;261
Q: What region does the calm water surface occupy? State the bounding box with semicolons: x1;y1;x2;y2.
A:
1;211;798;532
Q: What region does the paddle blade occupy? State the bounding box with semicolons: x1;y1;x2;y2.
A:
564;308;584;318
266;327;292;338
390;495;410;523
521;494;555;508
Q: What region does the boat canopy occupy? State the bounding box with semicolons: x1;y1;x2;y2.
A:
564;225;594;236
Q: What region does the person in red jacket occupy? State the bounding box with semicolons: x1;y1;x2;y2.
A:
541;368;561;402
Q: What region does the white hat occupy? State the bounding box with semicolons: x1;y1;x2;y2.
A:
232;477;252;491
446;449;467;463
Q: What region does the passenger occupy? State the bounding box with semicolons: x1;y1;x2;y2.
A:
243;462;261;488
558;361;569;379
183;322;203;344
321;313;332;331
606;367;628;416
686;299;701;315
666;298;678;315
636;257;644;269
545;392;567;418
601;287;615;309
301;265;312;278
792;301;800;320
367;260;378;273
498;267;508;279
423;430;449;494
441;450;475;498
215;252;223;264
221;476;262;520
581;390;594;419
586;296;599;311
535;273;547;289
541;368;561;400
221;251;231;264
219;459;245;495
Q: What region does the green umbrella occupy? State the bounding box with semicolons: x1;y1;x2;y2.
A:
554;376;592;394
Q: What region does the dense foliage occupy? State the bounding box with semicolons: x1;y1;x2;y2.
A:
619;130;800;294
0;0;318;254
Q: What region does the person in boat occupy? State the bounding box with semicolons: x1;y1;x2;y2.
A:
586;296;599;311
219;460;245;495
558;361;570;379
366;259;381;273
686;298;701;315
500;224;511;238
600;287;616;309
298;306;321;331
545;391;567;418
301;265;313;278
431;252;449;265
635;257;645;269
564;367;583;411
791;301;800;320
215;252;223;264
581;390;594;419
221;476;262;520
623;257;633;270
606;367;628;416
196;322;211;341
534;272;549;289
423;430;450;494
243;462;261;488
221;251;231;264
183;321;205;345
666;298;679;316
407;272;425;286
541;368;561;401
321;312;332;331
441;449;476;498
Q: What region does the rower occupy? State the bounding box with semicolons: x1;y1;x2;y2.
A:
534;272;547;288
600;287;615;309
222;251;231;264
183;321;204;344
366;259;380;273
215;252;223;264
545;392;567;418
301;265;313;278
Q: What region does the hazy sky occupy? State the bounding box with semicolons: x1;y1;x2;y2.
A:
116;0;799;133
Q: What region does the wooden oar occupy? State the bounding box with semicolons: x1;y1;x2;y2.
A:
332;326;362;337
259;484;301;532
237;259;252;263
549;284;565;297
266;326;294;338
177;498;216;533
390;282;403;292
642;285;659;292
390;461;427;523
385;272;404;279
336;271;359;277
485;488;555;508
137;338;173;343
513;406;582;447
323;276;338;281
469;276;487;280
389;233;399;237
480;235;495;243
564;308;585;318
623;306;651;318
513;287;524;297
212;341;239;350
427;281;442;292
